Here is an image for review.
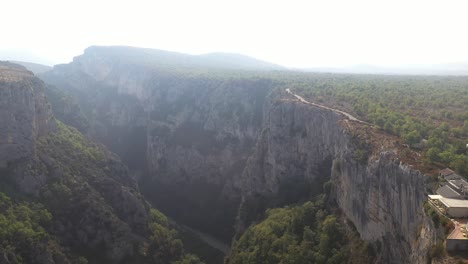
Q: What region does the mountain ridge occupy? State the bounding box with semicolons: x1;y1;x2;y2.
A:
70;45;286;71
9;45;468;76
11;61;52;75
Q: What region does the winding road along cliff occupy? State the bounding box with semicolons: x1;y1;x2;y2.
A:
286;88;371;125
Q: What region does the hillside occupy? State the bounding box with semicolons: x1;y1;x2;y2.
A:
12;61;52;75
0;61;203;264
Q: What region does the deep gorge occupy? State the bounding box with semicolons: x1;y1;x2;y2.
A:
39;46;437;263
0;46;446;264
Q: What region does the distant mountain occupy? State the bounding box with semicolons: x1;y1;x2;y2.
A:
0;49;54;66
73;45;286;71
303;63;468;76
11;61;52;75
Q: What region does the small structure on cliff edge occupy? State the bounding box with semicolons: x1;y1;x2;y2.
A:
436;179;468;199
436;168;468;200
428;168;468;252
429;195;468;218
440;168;462;181
429;168;468;217
440;168;456;177
446;220;468;251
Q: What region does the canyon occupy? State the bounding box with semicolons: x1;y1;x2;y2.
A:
0;46;444;263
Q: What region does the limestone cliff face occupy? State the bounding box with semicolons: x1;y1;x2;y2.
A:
143;78;273;241
0;63;54;166
0;62;56;193
238;94;435;263
42;48;276;241
333;152;430;263
240;97;344;198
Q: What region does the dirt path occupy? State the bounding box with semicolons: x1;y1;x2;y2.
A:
286;89;372;125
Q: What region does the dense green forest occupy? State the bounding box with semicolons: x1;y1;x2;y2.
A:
0;191;204;264
283;74;468;176
228;195;374;264
0;121;204;264
0;192;65;263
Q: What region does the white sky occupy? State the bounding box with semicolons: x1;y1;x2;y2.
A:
1;0;468;68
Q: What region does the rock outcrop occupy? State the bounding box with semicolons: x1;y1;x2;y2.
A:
0;63;54;164
0;62;56;193
237;95;435;263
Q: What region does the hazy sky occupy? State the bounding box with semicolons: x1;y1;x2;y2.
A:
1;0;468;68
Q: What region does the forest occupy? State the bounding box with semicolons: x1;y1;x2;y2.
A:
228;193;374;264
0;121;204;264
284;73;468;176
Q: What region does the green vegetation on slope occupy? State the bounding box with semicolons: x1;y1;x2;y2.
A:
0;121;204;263
39;121;104;163
41;121;204;263
287;74;468;175
44;84;89;133
0;192;69;263
228;196;374;264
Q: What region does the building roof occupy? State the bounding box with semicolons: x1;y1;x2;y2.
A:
445;174;462;181
438;197;468;208
440;168;456;177
449;179;468;190
437;185;462;199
